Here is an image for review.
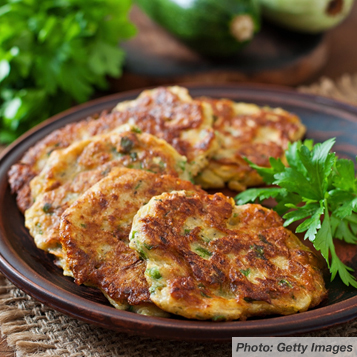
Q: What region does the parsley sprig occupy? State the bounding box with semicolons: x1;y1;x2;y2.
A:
236;138;357;288
0;0;136;143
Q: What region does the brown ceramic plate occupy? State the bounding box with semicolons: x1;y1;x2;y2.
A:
1;84;357;341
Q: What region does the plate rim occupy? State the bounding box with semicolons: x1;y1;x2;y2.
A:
1;83;357;341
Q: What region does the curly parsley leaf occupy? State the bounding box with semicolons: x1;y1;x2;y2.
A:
235;138;357;288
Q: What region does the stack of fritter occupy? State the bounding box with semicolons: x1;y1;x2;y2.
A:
8;86;327;320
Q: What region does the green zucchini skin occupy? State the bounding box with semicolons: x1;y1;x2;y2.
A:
136;0;260;57
258;0;354;33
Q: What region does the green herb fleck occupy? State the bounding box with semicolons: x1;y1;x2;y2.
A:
278;279;293;288
130;230;137;241
200;235;211;243
179;160;186;171
251;244;265;259
240;268;250;277
42;203;52;214
184;229;191;235
158;160;165;169
111;147;123;157
258;234;270;244
80;223;87;228
138;249;147;260
120;137;134;153
130;152;138;161
212;315;226;321
143;243;153;250
200;291;211;298
194;246;212;259
101;167;110;176
132;127;142;134
36;222;43;235
146;267;162;280
189;173;195;184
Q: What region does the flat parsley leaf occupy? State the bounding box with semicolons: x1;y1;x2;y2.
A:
283;202;321;227
235;187;287;205
243;159;277;185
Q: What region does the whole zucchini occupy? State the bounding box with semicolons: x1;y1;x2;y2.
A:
135;0;260;57
258;0;354;33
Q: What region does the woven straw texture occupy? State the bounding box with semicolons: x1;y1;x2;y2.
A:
1;74;357;356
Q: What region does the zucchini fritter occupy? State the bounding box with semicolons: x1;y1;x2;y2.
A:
130;191;327;321
112;86;217;173
60;168;202;314
25;126;190;262
9;86;217;212
196;98;306;191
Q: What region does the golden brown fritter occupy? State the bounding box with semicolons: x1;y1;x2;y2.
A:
130;191;327;321
9;86;217;212
196;98;306;191
60;168;203;314
25;126;190;262
112;86;217;170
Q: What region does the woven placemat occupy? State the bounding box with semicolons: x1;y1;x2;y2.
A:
299;73;357;106
1;74;357;357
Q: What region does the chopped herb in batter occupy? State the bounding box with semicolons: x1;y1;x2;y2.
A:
240;268;250;277
200;291;212;298
42;202;52;214
251;244;265;259
101;167;110;176
146;267;162;280
194;246;212;259
158;160;165;169
278;279;293;288
120;137;134;153
212;315;226;321
130;152;138;161
258;234;270;245
130;231;137;240
179;160;186;171
143;243;153;250
36;222;43;235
